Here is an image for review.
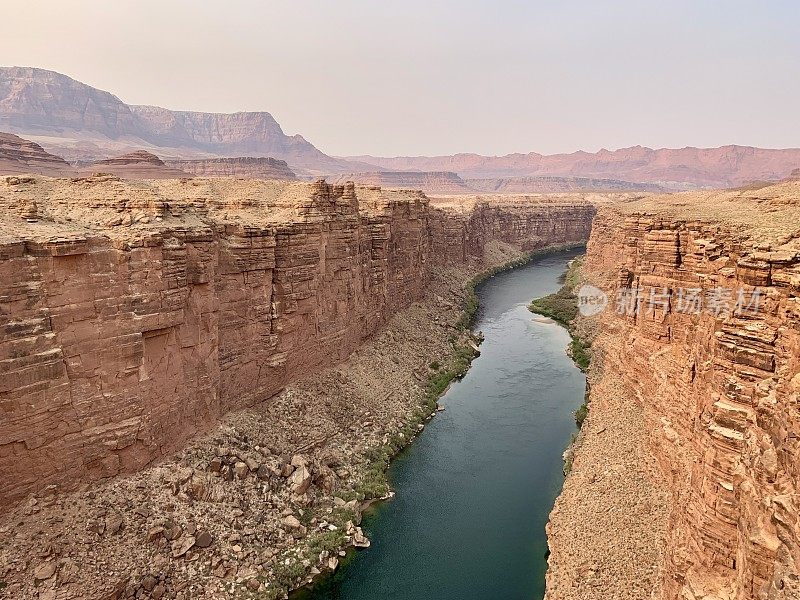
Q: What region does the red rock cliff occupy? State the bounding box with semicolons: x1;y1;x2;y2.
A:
556;182;800;600
0;177;594;508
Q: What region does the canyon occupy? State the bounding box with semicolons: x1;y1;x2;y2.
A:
546;182;800;600
1;67;799;600
0;168;798;600
0;174;595;599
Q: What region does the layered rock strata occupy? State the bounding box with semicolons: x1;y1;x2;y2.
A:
0;132;74;177
0;177;594;510
547;181;800;600
164;157;297;180
80;151;191;179
464;175;664;193
330;171;473;194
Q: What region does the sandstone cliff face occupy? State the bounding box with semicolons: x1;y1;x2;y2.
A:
165;157;297;180
569;183;800;600
0;178;594;508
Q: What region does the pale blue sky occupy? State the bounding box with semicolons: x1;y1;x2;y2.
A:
1;0;798;155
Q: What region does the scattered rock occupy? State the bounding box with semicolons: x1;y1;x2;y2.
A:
33;562;56;581
352;527;370;548
281;515;302;531
195;530;213;548
141;575;158;592
105;513;124;535
289;465;312;495
234;461;250;479
171;536;195;558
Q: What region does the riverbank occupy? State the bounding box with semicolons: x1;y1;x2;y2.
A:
528;257;591;428
541;260;671;600
284;241;587;598
527;254;671;599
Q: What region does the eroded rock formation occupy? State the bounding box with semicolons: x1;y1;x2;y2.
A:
0;177;594;509
0;67;373;174
464;175;664;193
329;171;661;195
547;181;800;600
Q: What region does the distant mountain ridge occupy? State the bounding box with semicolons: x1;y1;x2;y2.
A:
346;145;800;189
3;67;799;188
331;171;663;194
0;66;368;174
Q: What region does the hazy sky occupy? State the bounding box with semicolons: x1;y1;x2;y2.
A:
2;0;798;156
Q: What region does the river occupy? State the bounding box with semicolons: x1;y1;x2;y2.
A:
294;248;586;600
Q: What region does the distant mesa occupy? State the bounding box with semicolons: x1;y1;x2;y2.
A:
345;146;800;190
0;132;74;176
1;132;300;182
0;66;363;175
79;150;191;179
330;171;473;194
165;156;297;180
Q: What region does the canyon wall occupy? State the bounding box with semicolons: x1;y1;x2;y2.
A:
0;176;594;509
567;182;800;600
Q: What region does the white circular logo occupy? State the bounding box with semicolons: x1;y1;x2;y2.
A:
577;284;608;317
